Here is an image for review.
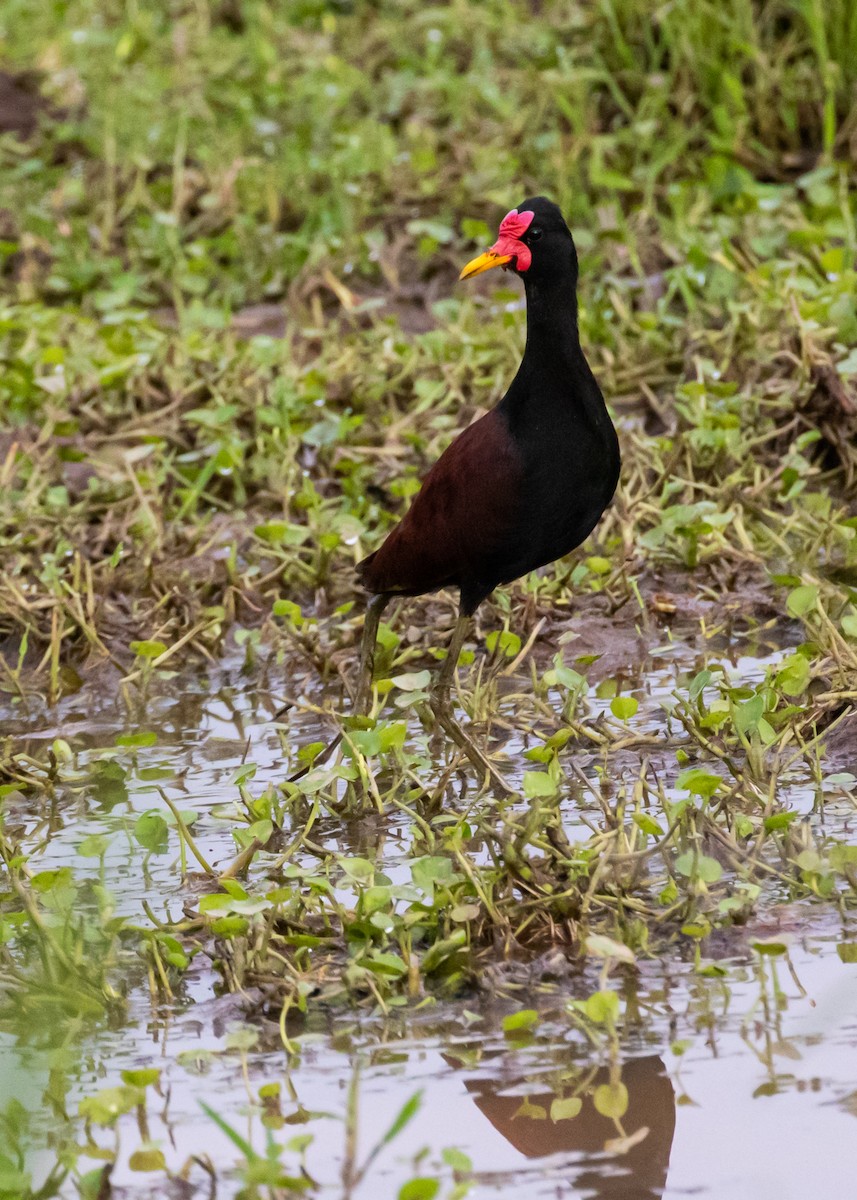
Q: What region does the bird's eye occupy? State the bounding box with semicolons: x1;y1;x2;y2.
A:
528;228;543;242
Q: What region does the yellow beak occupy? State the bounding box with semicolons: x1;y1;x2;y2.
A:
458;250;513;280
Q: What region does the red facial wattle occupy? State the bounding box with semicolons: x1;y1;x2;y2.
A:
458;208;537;280
489;208;535;272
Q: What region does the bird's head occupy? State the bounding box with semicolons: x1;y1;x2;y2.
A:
459;196;576;285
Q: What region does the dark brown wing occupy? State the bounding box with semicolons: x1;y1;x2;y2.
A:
357;409;524;610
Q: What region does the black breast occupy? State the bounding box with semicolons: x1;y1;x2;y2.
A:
495;356;620;583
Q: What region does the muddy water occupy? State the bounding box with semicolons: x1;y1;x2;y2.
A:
3;621;857;1198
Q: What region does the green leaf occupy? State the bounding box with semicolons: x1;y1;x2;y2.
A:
129;640;168;659
502;1009;539;1035
378;1091;422;1150
633;812;664;837
0;1161;30;1193
340;857;375;884
523;771;559;799
776;654;810;696
134;811;169;854
786;584;818;618
364;952;408;977
752;940;788;956
121;1068;160;1088
78;834;109;858
211;916;248;937
734;814;755;839
734;693;765;736
593;1082;629;1119
512;1099;547;1119
79;1085;143;1126
582;989;620;1025
584;934;635;964
841;612;857;639
158;934;189;970
830;844;857;870
411;856;455;893
610;696;638;721
200;1102;259;1162
674;853;722;883
116;731;157;748
398;1179;440;1200
441;1147;472;1173
390;670;431;691
689;670;712;700
273;599;302;621
485;629;521;658
763;811;799;832
550;1096;583;1122
129;1147;166;1172
676;768;722;798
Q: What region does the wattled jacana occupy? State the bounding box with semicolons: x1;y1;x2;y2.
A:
356;197;620;786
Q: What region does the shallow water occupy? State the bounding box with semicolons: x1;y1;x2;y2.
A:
2;619;857;1198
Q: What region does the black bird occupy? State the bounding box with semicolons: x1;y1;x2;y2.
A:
356;196;620;785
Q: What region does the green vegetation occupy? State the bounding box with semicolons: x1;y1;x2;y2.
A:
1;0;857;1196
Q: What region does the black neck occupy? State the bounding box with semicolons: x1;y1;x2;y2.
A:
498;265;609;437
521;274;581;366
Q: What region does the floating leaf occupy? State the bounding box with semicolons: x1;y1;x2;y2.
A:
752;940;788;956
550;1096;583;1121
78;834;109;858
116;731;157;748
398;1179;440;1200
512;1099;547;1120
593;1082;629;1120
129;1147;166;1172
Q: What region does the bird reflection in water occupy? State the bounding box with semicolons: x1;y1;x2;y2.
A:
446;1052;675;1198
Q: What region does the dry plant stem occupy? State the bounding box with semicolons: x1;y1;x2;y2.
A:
430;612;516;796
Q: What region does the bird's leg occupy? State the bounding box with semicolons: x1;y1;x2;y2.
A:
430;614;515;795
354;592;389;716
288;593;388;783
